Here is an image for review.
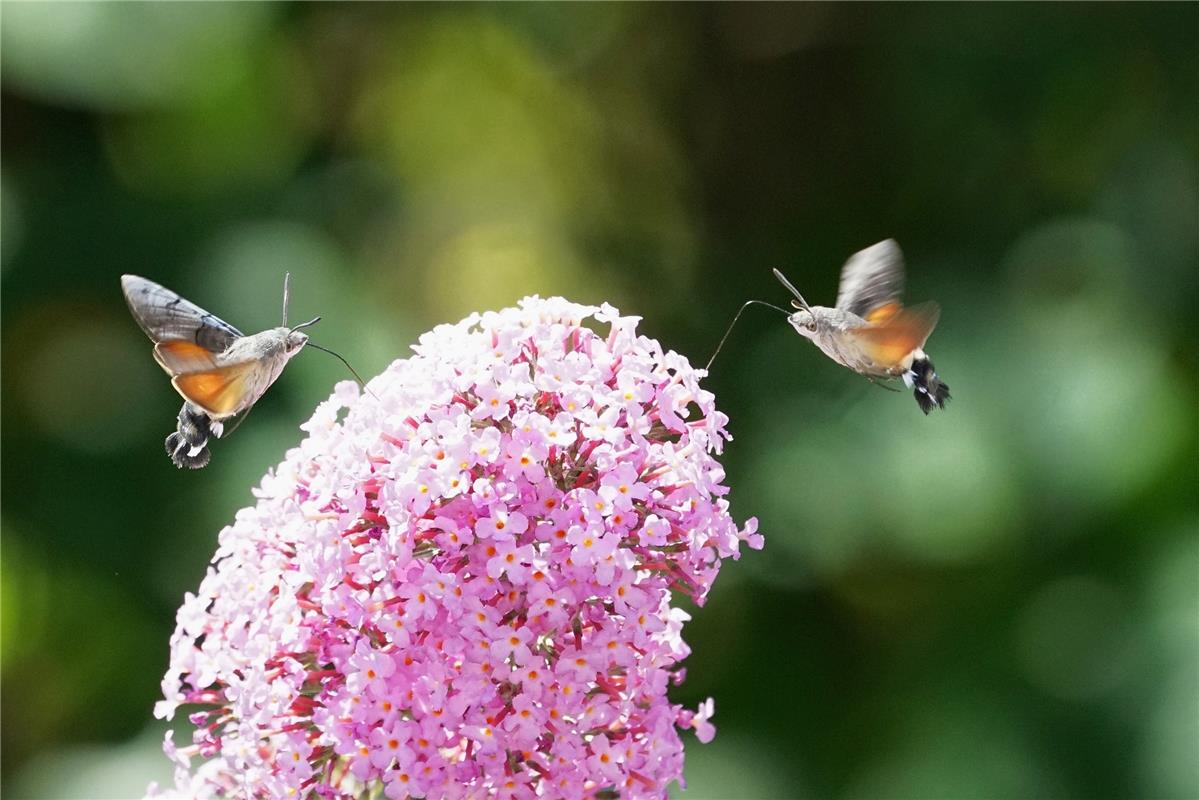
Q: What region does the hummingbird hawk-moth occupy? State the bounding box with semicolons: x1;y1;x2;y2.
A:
121;273;322;469
773;239;951;413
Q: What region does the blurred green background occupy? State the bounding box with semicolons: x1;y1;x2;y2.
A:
2;4;1197;798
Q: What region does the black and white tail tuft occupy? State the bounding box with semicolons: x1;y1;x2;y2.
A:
164;402;216;469
904;356;950;414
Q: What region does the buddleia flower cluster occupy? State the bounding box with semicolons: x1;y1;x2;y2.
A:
152;297;762;799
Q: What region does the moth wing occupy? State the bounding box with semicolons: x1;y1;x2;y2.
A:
853;302;941;368
171;360;262;418
863;301;903;325
153;340;220;374
836;239;906;319
121;275;243;353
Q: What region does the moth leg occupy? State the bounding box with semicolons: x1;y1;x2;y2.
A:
216;405;253;440
864;375;901;393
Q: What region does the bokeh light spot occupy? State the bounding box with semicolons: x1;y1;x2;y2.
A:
1;3;276;109
426;222;592;319
103;38;316;195
1137;527;1199;798
1007;315;1189;515
1003;217;1135;310
14;310;158;454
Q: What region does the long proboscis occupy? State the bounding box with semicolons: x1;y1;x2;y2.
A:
704;299;793;373
306;341;379;399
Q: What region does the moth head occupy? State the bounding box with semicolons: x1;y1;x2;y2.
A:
287;316;321;354
286;330;310;354
788;308;819;339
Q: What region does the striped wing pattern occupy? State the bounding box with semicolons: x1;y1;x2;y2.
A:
121;275;243;354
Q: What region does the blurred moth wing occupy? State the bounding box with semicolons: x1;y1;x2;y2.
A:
836;238;906;318
863;302;903;325
836;240;942;369
853;301;941;368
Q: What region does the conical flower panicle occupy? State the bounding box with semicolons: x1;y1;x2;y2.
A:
153;297;761;799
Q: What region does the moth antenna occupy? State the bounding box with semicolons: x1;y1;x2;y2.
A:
772;268;812;312
306;342;380;400
291;315;321;333
704;299;792;373
282;272;292;327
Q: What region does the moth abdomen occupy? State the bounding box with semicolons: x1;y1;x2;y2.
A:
166;402;216;469
165;432;211;469
904;356;950;414
175;403;211;444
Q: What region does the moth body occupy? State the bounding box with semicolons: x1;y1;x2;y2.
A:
165;403;218;470
786;306;886;377
202;327;310;419
775;240;951;413
122;274;316;468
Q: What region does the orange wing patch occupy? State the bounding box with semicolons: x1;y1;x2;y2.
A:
855;302;941;369
863;302;903;325
172;362;257;418
154;340;219;375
